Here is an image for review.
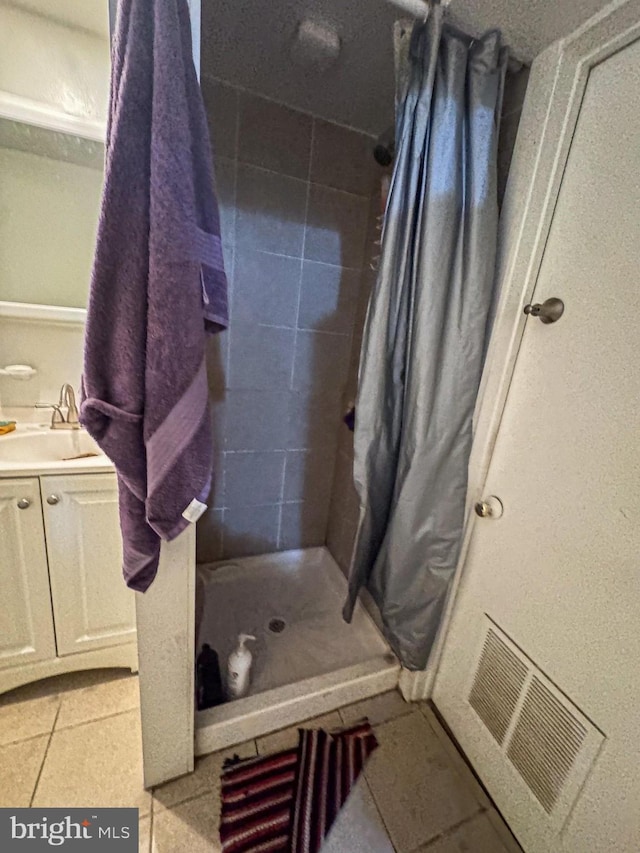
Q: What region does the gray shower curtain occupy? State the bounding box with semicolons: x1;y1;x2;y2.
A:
344;8;507;670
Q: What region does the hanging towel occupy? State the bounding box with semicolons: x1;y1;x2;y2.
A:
80;0;228;592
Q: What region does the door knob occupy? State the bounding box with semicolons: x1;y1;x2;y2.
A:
17;498;31;509
46;494;60;505
523;297;564;324
474;495;503;519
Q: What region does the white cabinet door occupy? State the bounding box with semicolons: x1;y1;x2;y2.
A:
41;473;136;656
0;478;56;670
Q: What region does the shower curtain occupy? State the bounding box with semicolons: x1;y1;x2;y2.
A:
344;7;507;670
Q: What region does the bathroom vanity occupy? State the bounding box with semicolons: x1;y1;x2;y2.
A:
0;423;137;694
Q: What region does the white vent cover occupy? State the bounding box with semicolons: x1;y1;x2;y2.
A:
468;619;604;829
507;676;587;813
469;628;528;745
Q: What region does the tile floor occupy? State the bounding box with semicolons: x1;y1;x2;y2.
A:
0;670;522;852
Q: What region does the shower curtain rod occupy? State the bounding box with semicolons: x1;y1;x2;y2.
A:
385;0;524;72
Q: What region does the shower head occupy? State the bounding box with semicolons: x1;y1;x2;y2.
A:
373;126;395;166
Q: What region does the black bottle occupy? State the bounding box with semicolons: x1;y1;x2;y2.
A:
196;643;225;710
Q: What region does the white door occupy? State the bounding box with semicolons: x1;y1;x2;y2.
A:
0;477;56;669
433;33;640;853
41;473;136;656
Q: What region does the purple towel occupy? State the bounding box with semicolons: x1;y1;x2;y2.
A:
80;0;228;592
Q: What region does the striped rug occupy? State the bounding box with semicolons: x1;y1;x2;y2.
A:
219;720;378;853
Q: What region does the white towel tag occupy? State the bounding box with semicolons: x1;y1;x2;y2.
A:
182;498;207;523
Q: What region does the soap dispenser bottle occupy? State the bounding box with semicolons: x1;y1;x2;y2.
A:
226;634;256;700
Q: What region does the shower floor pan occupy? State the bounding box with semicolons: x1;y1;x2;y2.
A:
195;547;399;756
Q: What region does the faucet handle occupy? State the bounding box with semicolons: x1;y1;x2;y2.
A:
35;403;66;425
37;386;80;429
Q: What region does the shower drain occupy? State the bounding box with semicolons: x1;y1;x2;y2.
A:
268;618;286;634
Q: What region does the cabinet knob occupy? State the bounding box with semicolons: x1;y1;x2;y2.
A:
17;498;31;510
46;494;60;506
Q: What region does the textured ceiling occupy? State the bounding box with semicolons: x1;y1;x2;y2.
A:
7;0;614;135
202;0;611;135
7;0;109;37
447;0;611;61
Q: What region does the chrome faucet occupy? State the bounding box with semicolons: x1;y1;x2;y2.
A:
36;383;81;430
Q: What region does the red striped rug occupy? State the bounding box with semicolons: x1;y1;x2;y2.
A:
219;720;378;853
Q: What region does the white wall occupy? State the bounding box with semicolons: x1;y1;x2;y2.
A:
0;4;109;121
0;147;102;307
0;3;109;413
0;314;85;415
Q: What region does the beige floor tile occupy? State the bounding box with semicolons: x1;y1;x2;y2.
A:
153;740;257;812
255;711;343;755
0;693;59;746
339;690;412;728
323;777;395;853
152;791;222;852
0;735;49;807
56;674;139;730
414;812;511;852
365;710;480;852
32;709;151;816
420;708;521;850
485;807;523;853
139;815;151;853
419;704;491;810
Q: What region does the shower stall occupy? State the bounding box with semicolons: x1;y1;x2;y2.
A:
191;73;399;752
174;0;528;759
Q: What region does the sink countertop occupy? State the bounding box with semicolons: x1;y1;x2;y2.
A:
0;422;115;478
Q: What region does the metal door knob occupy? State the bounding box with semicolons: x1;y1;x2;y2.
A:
46;495;60;505
474;495;504;519
523;297;564;324
17;498;31;509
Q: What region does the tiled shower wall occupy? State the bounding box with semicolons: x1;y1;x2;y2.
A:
326;64;531;576
195;78;379;563
197;67;529;569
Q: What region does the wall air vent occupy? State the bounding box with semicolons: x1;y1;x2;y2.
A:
469;628;528;745
467;618;605;828
506;676;587;813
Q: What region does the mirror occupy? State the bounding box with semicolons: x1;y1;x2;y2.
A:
0;0;110;311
